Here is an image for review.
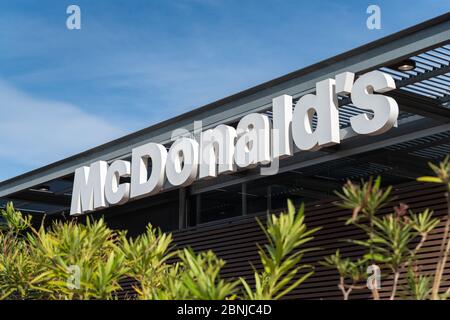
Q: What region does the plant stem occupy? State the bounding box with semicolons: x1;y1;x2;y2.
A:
390;271;400;300
399;233;428;274
338;279;366;300
431;191;450;300
414;234;427;256
369;211;380;300
338;277;350;300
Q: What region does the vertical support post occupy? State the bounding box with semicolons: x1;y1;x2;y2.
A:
179;187;186;230
242;182;247;216
267;185;272;213
185;189;191;227
196;193;201;225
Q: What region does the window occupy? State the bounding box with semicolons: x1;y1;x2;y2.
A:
194;184;242;224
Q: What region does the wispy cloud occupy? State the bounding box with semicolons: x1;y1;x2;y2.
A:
0;80;125;180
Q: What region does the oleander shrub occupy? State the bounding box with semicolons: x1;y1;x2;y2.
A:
321;156;450;300
0;200;317;300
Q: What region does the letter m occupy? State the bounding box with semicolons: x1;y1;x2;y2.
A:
70;161;108;215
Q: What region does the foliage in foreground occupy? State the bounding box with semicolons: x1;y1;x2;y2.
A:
0;200;317;300
1;156;449;300
240;202;320;300
321;156;450;300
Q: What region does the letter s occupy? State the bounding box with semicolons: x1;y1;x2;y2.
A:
350;70;398;135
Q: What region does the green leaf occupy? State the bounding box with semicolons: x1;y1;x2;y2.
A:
417;176;443;183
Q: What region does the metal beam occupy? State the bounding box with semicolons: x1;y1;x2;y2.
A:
7;190;71;207
242;183;247;216
395;65;450;87
438;94;450;104
388;91;450;122
339;89;450;123
178;188;186;230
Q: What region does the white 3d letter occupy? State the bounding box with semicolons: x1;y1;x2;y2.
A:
234;113;271;168
130;143;167;199
199;125;237;179
105;160;131;206
292;78;340;150
350;70;398;135
70;160;108;215
272;94;293;159
166;138;199;186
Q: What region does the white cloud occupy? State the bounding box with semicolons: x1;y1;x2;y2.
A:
0;80;125;169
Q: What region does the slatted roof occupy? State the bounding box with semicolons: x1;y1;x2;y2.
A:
264;44;449;129
381;44;450;103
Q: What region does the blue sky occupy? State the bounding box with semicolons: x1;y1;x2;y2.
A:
0;0;448;181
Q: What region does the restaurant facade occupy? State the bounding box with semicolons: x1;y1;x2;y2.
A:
1;13;449;299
